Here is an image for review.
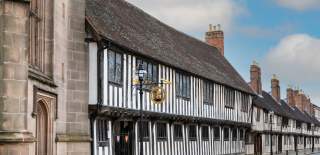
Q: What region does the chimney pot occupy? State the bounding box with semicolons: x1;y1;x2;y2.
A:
287;87;295;107
205;24;224;56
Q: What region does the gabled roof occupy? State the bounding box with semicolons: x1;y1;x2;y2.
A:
85;0;254;94
292;107;314;124
279;100;305;122
304;111;320;126
253;91;318;124
253;91;290;118
280;100;301;121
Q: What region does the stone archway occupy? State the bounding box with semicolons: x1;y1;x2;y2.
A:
33;88;56;155
36;100;49;155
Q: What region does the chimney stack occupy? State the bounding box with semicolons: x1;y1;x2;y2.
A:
306;97;311;114
294;90;304;111
205;24;224;56
287;86;295;107
271;74;281;103
301;93;308;112
250;61;262;95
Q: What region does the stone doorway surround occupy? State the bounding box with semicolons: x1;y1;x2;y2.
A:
33;87;57;155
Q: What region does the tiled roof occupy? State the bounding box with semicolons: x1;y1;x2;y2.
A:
253;91;286;117
253;91;319;124
86;0;254;94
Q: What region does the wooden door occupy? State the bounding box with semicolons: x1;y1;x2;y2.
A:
36;101;48;155
278;135;282;153
294;136;297;151
114;121;134;155
254;134;262;155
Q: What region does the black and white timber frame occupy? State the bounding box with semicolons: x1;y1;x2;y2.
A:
88;41;253;155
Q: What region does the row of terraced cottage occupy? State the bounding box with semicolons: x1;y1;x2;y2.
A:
86;0;320;155
1;0;320;155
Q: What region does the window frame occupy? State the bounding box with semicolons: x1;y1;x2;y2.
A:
156;122;167;141
29;0;47;72
296;121;302;129
224;87;235;109
265;134;269;146
239;129;244;140
188;125;197;141
174;124;183;141
203;80;215;105
264;111;269;123
175;72;191;100
256;108;261;122
282;117;289;127
201;126;209;141
223;127;230;141
213;127;220;141
136;58;159;90
277;116;281;126
96;119;109;147
107;50;123;86
241;93;249;112
232;128;237;141
139;121;150;141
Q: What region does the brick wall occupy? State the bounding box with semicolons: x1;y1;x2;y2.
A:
205;24;224;56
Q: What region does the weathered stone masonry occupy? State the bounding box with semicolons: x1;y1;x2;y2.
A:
0;0;91;154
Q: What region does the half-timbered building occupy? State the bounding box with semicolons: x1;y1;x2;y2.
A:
248;62;320;155
85;0;254;155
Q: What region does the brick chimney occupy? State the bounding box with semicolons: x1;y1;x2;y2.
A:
271;74;281;103
287;86;295;107
249;61;262;95
205;24;224;56
302;93;308;112
294;90;304;111
304;96;312;114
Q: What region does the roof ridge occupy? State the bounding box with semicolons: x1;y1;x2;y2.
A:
86;0;254;94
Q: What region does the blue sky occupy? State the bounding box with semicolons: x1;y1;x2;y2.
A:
127;0;320;105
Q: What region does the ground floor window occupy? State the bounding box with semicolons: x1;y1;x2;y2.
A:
189;125;197;141
157;123;167;141
265;134;269;146
201;126;209;141
139;121;149;141
232;128;237;141
239;129;244;140
174;124;183;141
214;127;220;141
224;128;229;141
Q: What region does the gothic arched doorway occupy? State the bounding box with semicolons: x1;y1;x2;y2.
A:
36;100;49;155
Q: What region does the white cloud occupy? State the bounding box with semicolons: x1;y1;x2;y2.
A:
275;0;320;11
239;23;295;38
263;34;320;104
126;0;246;38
